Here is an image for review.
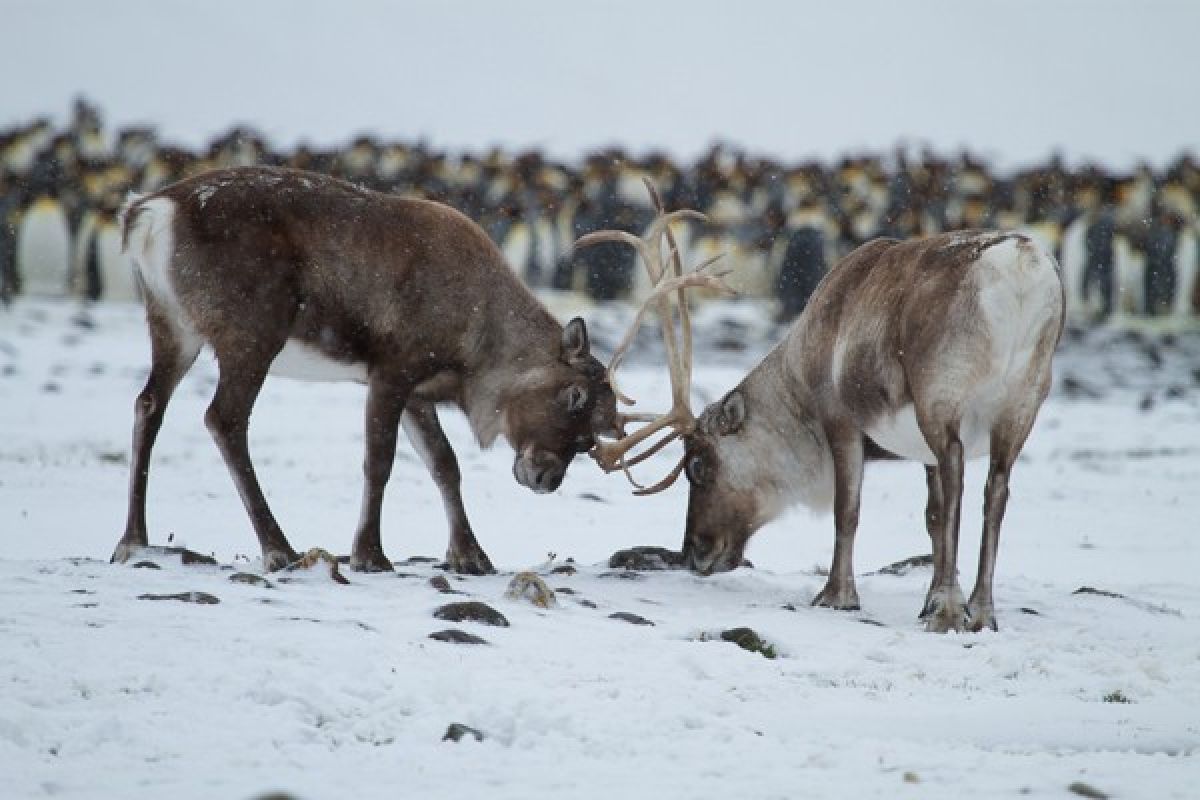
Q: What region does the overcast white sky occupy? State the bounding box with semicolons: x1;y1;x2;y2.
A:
3;0;1197;168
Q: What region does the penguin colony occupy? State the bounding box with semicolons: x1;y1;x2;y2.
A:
1;99;1197;322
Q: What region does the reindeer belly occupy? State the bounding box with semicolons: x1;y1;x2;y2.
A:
865;404;993;465
270;339;367;382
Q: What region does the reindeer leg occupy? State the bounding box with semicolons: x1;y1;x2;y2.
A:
967;405;1040;632
402;399;495;576
919;464;946;618
112;308;201;564
966;454;1009;633
813;426;864;611
349;374;412;573
205;344;299;573
924;431;967;633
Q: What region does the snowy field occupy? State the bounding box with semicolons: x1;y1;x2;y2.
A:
1;299;1198;800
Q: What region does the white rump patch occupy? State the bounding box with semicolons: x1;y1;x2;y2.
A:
269;340;367;383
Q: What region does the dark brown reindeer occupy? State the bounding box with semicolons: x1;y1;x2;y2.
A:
111;166;617;574
591;212;1066;632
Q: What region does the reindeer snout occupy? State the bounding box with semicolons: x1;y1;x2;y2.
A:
514;448;566;494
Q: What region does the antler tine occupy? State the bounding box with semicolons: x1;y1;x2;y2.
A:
631;453;688;496
574;230;659;281
578;179;735;491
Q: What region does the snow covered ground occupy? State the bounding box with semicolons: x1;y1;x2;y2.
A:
1;299;1198;799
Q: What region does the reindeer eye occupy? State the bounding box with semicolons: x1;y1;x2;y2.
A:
562;385;588;414
685;453;709;485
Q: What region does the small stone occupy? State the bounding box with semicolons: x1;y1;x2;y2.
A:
504;571;557;608
132;546;219;567
1019;607;1040;615
229;572;273;588
554;586;577;595
870;554;933;576
442;723;484;743
429;575;463;594
398;556;440;566
550;564;577;576
429;629;489;645
578;599;598;609
609;612;654;626
433;601;509;627
607;546;684;571
578;492;608;503
1073;586;1125;599
285;548;349;584
1067;781;1109;799
859;618;885;627
138;591;220;605
903;772;919;784
599;571;644;581
705;627;778;659
132;561;161;570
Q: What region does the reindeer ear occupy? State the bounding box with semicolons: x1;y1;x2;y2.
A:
717;391;746;435
561;317;590;362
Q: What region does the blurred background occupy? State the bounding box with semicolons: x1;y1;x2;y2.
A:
2;0;1198;324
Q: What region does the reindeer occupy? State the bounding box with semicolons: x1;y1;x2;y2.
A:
585;189;1065;633
111;166;617;574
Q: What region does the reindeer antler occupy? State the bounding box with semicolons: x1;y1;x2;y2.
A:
574;178;735;494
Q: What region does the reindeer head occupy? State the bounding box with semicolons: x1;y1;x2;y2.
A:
679;390;773;575
504;316;619;493
577;180;753;569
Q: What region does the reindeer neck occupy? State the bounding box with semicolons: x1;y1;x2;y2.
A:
737;340;836;515
458;283;563;447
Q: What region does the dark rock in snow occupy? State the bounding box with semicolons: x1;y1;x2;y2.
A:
229;572;273;588
428;575;464;594
554;586;577;595
132;561;161;570
442;723;484;743
608;546;685;571
1067;781;1110;799
1061;374;1105;400
1073;586;1125;599
433;601;509;627
577;492;608;503
870;554;933;576
699;627;778;659
609;612;654;626
131;546;219;567
138;591;220;605
578;599;598;609
429;628;489;645
550;564;577;576
398;556;440;566
599;570;645;581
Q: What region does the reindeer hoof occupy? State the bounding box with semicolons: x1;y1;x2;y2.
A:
443;546;496;576
264;548;301;573
965;601;999;633
923;586;968;633
812;580;861;611
349;549;395;573
110;539;146;565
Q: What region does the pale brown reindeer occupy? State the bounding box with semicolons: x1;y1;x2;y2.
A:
112;166;617;573
592;213;1065;632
